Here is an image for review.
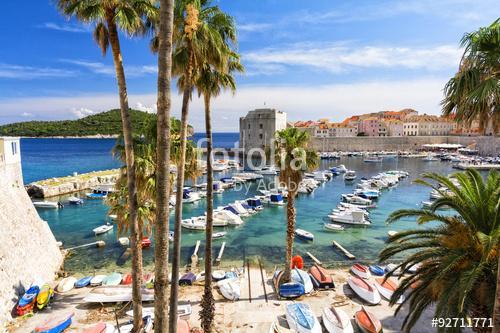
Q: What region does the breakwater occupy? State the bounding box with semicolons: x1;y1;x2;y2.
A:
26;169;119;198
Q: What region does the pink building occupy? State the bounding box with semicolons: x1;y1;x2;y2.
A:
359;117;380;136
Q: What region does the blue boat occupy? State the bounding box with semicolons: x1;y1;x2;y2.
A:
18;285;40;307
246;198;263;210
369;265;385;276
269;194;284;205
285;303;318;331
225;271;238;280
34;313;73;333
224;206;240;216
74;276;92;288
356;189;380;199
279;282;305;299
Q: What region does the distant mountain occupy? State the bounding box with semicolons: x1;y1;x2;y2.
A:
0;109;156;137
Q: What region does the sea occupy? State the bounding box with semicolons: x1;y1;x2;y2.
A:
21;136;457;274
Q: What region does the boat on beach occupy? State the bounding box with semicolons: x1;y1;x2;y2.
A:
217;278;241;301
347;277;381;305
308;264;334;289
57;276;77;293
291;268;314;293
273;270;305;299
322;306;354;333
355;307;382;333
285;303;322;333
90;275;106;287
369;265;385;276
351;263;371;279
36;284;53;310
102;272;122;286
17;284;39;315
75;276;92;288
84;285;154;303
375;277;404;303
34;313;73;333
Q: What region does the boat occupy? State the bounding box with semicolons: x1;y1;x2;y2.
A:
368;265;385;277
268;193;285;205
212;270;226;281
329;211;370;226
375;277;404;304
308;264;334;289
323;223;344;232
36;284;53;310
75;276;92;288
141;237;151;248
295;229;314;241
387;230;398;238
67;196;84;205
126;304;192;319
285;303;322;333
347;277;381;305
118;237;130;246
214;209;243;225
291;268;314;293
339;201;376;210
343;170;357;181
181;188;202;203
351;263;371;279
83;285;154;303
85;188;112;199
34;313;73;333
93;223;113;235
56;276;77;293
82;323;115;333
341;194;372;206
269;320;294;333
423;153;438;162
90;275;107;287
385;263;402;276
255;166;278;175
273;270;305;299
355;189;380;199
102;272;122;286
180;218;206;230
364;156;383;163
177;318;190;333
121;274;132;285
32;201;60;209
179;272;197;286
322;306;354;333
143;273;155;288
355;307;382;333
246;198;264;211
16;284;39;315
217;278;241;301
212;231;227;239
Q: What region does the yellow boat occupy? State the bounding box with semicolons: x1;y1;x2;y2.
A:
37;284;53;310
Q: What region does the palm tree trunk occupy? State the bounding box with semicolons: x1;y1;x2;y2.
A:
493;256;500;332
106;13;143;331
282;189;296;283
200;93;215;332
154;0;174;332
168;46;195;333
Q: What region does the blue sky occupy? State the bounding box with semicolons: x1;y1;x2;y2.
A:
0;0;498;131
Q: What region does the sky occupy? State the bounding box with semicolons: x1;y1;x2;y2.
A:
0;0;498;131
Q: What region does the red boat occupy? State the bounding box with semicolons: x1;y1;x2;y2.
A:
16;302;35;316
355;306;382;333
82;322;110;333
121;273;132;285
141;237;151;248
308;264;335;289
178;318;190;333
351;263;371;279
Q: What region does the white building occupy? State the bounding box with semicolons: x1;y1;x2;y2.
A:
0;137;22;185
239;108;287;154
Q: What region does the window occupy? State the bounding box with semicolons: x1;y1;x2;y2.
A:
259;123;263;129
11;142;17;155
259;134;263;139
248;133;250;138
248;124;251;129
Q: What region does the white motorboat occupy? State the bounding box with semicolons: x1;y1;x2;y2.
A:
32;201;60;209
341;194;372;206
255;166;278;175
374;277;404;304
364;156;383;163
217;278;240;301
336;164;347;173
67;196;84;205
212;162;228;172
339;202;373;210
228;202;250;217
328;211;370;226
322;306;354;333
182;189;201;203
291;268;314;294
93;223;113;235
214;209;243;225
118;237;130;246
343;170;357;181
423;153;438;161
285;303;322;333
323;223;344;232
212;231;227;239
180;218;206;230
347;276;381;305
295;229;314;241
84;285;154;303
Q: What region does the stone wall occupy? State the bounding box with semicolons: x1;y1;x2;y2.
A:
310;136;500;155
0;163;63;325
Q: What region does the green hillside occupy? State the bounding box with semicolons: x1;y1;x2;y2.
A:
0;109;156;137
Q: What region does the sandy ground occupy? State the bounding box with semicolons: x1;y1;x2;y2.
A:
7;267;444;333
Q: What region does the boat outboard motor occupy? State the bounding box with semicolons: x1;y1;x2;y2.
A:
57;201;64;208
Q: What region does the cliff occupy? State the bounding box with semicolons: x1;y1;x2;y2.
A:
0;158;63;325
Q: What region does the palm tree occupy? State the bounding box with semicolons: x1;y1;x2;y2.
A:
196;55;243;332
154;0;175;330
380;169;499;332
168;1;236;330
442;19;500;134
55;1;157;330
274;128;319;283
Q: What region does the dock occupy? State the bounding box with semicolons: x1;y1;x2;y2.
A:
332;240;355;259
215;242;226;265
191;240;201;267
306;251;322;266
65;240;105;251
454;163;500;170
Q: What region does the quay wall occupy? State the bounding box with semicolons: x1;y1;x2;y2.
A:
26;169;120;198
309;136;500;156
0;162;62;325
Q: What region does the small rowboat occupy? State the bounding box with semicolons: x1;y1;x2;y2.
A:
102;272;122;286
308;264;334;290
347;276;381;305
34;313;74;333
295;228;314;241
269;320;293;333
90;275;106;286
355;306;382;333
368;265;385;276
82;322;115;333
324;223;344;232
212;231;227;239
84;286;154;303
179;272;196;286
322;306;354;333
212;270;226;281
351;263;371;279
75;276;92;288
385;263;402;276
291;268;314;294
121;273;132;285
57;277;77;293
217;278;241;301
36;284;54;310
93;223;113;235
118;237;130;246
375;277;405;304
273;270;305;299
141;237;152;248
285;303;322;333
177;318;190;333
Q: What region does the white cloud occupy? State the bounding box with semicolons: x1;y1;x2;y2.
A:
0;63;76;79
71;107;94;118
0;77;449;131
238;23;272;32
38;22;89;33
21;112;34;117
244;43;461;73
61;59;157;77
135;102;157;113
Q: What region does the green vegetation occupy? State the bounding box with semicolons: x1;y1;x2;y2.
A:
0;109;156;137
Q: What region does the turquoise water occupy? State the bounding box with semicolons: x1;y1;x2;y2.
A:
34;155;456;274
